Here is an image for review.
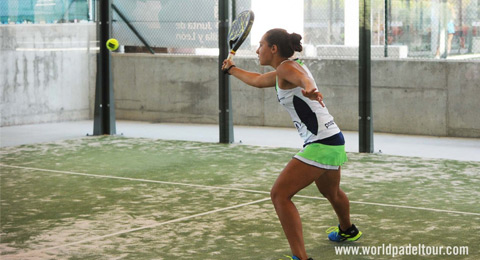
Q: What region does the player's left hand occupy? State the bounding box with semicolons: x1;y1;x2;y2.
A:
302;89;325;107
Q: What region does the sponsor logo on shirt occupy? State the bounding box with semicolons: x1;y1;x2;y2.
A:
325;120;335;129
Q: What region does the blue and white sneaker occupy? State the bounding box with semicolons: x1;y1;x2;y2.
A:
326;224;362;242
279;255;314;260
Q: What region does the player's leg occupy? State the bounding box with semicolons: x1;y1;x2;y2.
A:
271;158;327;259
315;168;362;241
314;168;351;230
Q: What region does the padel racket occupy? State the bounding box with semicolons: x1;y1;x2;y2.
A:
227;10;255;60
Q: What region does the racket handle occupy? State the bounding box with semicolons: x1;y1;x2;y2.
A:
227;50;236;60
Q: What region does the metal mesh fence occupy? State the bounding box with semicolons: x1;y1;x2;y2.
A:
113;0;220;54
1;0;479;59
112;0;252;54
303;0;480;59
375;0;480;59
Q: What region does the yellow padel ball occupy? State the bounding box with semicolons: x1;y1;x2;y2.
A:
106;38;119;51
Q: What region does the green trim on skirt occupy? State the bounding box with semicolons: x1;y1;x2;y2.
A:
295;143;348;169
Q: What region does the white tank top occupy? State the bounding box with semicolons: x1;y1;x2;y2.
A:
276;59;340;144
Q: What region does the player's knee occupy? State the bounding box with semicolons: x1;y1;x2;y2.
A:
270;187;279;203
270;187;289;206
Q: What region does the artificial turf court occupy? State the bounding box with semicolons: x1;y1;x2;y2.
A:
1;136;479;259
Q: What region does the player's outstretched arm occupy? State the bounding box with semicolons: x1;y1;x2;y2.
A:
222;59;276;88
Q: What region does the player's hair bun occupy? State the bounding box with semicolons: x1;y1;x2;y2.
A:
289;33;303;52
266;28;303;58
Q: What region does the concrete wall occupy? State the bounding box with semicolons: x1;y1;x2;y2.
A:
113;54;480;138
0;24;96;126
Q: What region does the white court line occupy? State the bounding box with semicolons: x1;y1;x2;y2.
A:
0;164;269;195
1;164;480;216
7;197;271;257
290;194;480;216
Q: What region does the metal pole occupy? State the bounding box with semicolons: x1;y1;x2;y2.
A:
384;0;388;57
93;0;116;135
218;0;234;143
359;0;373;153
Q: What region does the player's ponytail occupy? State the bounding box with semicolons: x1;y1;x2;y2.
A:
266;28;303;58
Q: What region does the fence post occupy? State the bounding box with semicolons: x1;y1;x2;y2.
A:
93;0;116;135
359;0;373;153
218;0;234;144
